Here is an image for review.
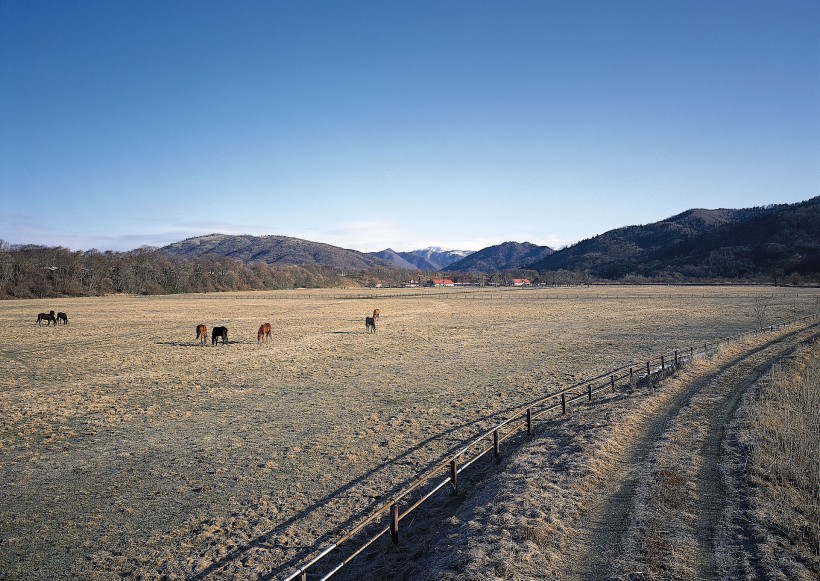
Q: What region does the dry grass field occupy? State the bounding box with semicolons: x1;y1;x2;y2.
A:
736;340;820;578
1;285;818;579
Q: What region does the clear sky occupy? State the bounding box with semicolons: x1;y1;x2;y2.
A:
2;1;819;253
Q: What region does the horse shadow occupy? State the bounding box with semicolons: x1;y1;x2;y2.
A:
155;341;254;347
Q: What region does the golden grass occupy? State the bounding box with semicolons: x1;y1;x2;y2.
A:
745;340;820;578
0;285;818;579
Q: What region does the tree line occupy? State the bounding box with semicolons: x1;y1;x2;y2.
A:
0;242;593;299
0;243;350;299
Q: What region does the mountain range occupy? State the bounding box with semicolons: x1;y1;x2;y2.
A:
530;196;820;280
160;196;820;280
161;234;387;270
447;241;553;273
369;247;473;270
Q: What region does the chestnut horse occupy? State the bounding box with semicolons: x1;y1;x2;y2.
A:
258;322;272;344
37;311;57;326
372;308;380;320
196;324;207;345
212;326;228;346
57;312;68;325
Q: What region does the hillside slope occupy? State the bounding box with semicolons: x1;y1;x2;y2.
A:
161;234;389;270
528;197;820;280
368;248;418;270
449;241;553;273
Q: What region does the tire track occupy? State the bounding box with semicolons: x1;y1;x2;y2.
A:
575;322;820;580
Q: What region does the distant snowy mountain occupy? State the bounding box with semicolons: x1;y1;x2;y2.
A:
368;247;473;271
397;247;474;271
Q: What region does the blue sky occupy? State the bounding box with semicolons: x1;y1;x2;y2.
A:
2;1;818;252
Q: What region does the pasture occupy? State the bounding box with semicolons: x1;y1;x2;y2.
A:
1;286;818;579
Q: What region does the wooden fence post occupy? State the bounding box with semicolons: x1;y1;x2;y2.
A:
674;350;678;366
646;361;651;377
610;375;615;391
588;383;592;401
450;459;458;495
493;429;500;460
661;355;665;371
390;503;399;545
526;408;532;436
561;393;566;415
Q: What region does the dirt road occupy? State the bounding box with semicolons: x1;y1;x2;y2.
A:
574;324;820;579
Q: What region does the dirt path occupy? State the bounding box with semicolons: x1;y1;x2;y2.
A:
575;323;820;579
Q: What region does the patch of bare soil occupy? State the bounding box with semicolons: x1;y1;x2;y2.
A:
0;286;818;580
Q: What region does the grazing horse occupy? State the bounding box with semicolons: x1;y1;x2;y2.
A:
37;311;57;326
56;312;68;325
212;326;228;346
196;324;207;345
372;308;380;320
365;316;376;334
257;322;272;344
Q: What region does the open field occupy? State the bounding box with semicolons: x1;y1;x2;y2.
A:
1;285;819;579
338;312;820;580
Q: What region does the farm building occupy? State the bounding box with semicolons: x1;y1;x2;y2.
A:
426;278;455;287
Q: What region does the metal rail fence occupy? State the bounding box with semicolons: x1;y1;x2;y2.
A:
281;312;820;581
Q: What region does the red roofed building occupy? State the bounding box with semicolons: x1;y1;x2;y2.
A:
427;278;455;287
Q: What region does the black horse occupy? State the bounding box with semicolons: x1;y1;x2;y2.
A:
37;311;57;326
365;316;376;334
212;326;228;345
57;312;68;325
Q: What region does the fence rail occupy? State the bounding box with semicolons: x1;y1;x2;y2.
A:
176;285;820;303
281;312;820;581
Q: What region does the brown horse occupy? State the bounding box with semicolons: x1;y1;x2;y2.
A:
257;322;272;344
196;324;207;345
212;326;228;346
373;308;380;320
37;311;57;326
57;312;68;325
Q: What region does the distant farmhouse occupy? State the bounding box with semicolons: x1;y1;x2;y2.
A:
512;278;532;286
426;278;455;287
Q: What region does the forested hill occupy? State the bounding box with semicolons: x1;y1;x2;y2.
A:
161;234;390;270
527;196;820;282
0;245;355;299
449;241;554;273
